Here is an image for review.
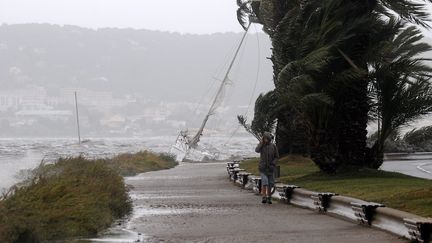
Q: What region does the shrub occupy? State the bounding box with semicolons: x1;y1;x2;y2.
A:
0;156;132;242
0;150;178;242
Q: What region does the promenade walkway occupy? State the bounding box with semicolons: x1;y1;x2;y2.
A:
98;162;405;242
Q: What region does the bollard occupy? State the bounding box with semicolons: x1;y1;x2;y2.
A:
404;218;432;243
231;168;245;181
249;176;262;194
311;193;337;213
351;202;385;226
237;172;252;188
275;184;300;203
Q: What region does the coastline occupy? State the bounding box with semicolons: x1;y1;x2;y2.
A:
0;136;258;192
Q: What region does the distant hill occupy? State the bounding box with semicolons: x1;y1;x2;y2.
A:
0;24;274;104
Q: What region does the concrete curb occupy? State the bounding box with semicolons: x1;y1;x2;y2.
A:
226;161;432;243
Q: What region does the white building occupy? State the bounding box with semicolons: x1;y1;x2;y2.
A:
15;110;73;121
60;88;130;111
0;86;47;111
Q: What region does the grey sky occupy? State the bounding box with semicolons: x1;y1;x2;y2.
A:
1;1;432;36
0;0;245;34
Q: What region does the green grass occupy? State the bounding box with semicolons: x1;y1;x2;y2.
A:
106;151;177;176
241;155;432;217
0;151;178;243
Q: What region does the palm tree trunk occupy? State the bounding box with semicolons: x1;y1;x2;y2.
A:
330;0;377;169
365;142;384;169
275;117;291;155
333;78;369;167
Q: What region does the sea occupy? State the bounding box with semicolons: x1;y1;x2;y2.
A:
1;136;432;193
0;136;258;192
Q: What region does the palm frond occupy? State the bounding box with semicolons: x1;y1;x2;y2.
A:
369;22;432;150
237;2;253;30
238;91;278;139
378;0;432;28
404;125;432;145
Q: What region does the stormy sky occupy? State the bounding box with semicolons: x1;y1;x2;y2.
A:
2;0;432;36
0;0;244;34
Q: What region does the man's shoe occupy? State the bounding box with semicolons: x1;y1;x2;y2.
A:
261;197;267;204
267;197;272;204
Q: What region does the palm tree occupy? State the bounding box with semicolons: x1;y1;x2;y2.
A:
274;0;377;172
237;0;311;155
235;0;432;173
331;0;432;170
368;24;432;168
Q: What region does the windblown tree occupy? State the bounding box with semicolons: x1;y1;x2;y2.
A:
237;0;311;155
237;0;432;173
238;91;278;140
273;0;380;172
368;24;432;168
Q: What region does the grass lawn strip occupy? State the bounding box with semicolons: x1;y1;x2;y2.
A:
240;155;432;218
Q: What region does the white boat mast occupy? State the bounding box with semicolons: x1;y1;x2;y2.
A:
187;23;252;149
74;91;81;144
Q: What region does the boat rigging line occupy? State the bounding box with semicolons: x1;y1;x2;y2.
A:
222;23;263;147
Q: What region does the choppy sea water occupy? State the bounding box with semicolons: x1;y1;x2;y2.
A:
0;136;258;192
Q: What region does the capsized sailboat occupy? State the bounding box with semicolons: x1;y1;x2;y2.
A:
170;23;254;162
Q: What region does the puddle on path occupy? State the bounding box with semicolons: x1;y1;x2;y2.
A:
130;193;199;200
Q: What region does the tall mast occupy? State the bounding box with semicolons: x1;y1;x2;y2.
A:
74;91;81;144
188;23;251;148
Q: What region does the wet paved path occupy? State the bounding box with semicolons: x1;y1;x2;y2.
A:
123;162;405;242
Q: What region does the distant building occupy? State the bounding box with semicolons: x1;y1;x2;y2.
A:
100;115;126;128
60;88;131;111
0;86;47;111
15;109;73;121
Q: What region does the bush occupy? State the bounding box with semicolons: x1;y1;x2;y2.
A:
0;151;177;242
403;126;432;151
367;131;415;153
0;156;132;242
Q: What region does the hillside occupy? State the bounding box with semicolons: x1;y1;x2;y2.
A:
0;24;273;104
0;24;274;137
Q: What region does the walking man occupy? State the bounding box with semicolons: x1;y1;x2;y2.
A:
255;132;279;204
